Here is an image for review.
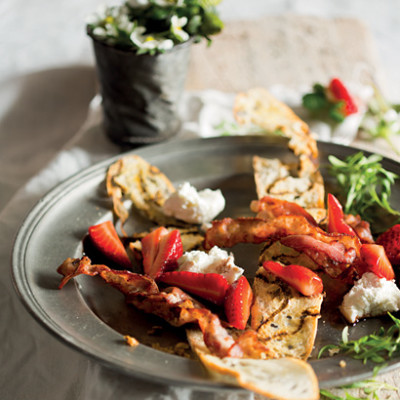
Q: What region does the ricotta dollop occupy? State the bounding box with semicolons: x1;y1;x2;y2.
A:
340;272;400;323
177;246;244;285
162;182;225;224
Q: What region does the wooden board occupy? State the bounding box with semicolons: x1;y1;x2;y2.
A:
186;15;385;92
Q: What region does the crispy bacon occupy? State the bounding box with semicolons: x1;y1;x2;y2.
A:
344;214;374;244
280;235;357;277
204;215;360;277
250;196;318;226
57;257;271;359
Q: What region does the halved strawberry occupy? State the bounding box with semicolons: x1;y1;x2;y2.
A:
141;227;183;279
358;243;395;280
328;77;358;116
376;224;400;266
224;275;253;330
263;261;323;297
327;193;357;237
158;271;230;305
88;220;132;268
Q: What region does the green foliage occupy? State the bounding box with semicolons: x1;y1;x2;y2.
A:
86;0;224;54
320;379;398;400
319;313;400;364
328;152;400;223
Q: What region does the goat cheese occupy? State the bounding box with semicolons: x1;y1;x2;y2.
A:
177;246;244;284
162;182;225;224
340;272;400;323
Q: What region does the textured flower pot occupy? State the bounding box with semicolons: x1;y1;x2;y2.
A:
91;37;192;146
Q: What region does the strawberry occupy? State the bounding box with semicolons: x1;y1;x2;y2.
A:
141;227;183;279
328;77;358;116
358;243;395;280
376;224;400;266
224;276;253;330
263;261;323;297
327;193;357;237
88;220;132;268
158;271;230;305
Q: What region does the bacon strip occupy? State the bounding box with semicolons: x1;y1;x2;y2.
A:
344;214;374;244
57;257;270;359
204;215;360;277
250;196;318;226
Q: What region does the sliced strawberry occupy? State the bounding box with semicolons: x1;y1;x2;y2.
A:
376;224;400;265
158;271;229;305
141;227;183;279
263;261;323;297
327;193;357;237
328;77;358;116
224;276;253;330
88;220;131;268
359;243;395;280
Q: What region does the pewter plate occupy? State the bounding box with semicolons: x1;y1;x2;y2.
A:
11;136;400;390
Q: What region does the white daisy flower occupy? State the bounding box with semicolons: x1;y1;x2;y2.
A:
170;15;189;42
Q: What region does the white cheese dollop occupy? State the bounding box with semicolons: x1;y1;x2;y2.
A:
162;182;225;224
340;272;400;323
177;246;244;285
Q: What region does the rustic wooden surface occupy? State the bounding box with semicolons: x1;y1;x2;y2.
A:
186;15;385;93
188;15;400;399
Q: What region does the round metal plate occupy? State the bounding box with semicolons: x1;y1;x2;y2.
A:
11;136;400;390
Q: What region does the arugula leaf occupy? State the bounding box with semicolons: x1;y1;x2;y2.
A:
320;379;398;400
319;313;400;364
328;152;400;222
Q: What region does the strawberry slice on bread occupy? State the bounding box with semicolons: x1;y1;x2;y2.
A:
262;261;323;297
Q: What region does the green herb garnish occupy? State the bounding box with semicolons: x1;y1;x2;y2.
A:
328;152;400;222
319;313;400;364
320;379;398;400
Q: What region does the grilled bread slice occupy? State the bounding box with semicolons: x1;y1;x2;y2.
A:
186;328;319;400
106;155;183;228
234;88;319;163
251;267;323;361
253;155;325;207
253;155;326;223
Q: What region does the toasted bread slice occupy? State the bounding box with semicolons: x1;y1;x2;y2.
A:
259;241;319;271
234;88;318;162
251;267;323;360
186;329;319;400
253;155;326;217
106;155;184;228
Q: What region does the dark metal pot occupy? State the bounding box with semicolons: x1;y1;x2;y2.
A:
91;37;192;146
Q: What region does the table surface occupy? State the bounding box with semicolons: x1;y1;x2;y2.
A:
2;4;400;400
